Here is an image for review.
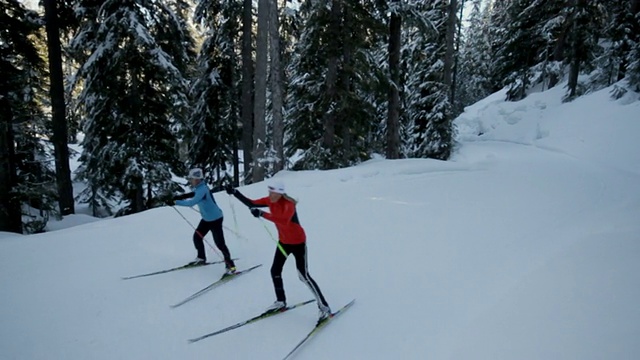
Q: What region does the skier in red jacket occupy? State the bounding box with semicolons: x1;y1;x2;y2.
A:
226;181;331;321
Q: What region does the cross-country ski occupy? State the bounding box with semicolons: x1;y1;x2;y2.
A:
188;299;315;343
121;259;238;280
170;264;262;308
282;299;356;360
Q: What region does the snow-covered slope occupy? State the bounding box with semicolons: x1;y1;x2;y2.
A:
1;85;639;359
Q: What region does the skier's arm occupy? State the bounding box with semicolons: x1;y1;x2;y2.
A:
261;201;295;225
173;192;195;201
175;186;206;207
231;189;269;208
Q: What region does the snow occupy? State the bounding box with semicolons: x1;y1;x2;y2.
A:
45;213;102;232
2;84;639;359
44;143;101;231
455;82;640;175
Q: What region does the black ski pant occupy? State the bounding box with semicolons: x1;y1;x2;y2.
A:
271;242;329;308
193;218;234;266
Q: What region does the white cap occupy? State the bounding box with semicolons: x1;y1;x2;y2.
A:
267;181;285;194
187;168;204;180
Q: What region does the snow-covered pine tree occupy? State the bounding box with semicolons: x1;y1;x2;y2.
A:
72;0;192;215
595;0;640;96
564;0;606;100
485;0;510;93
0;0;58;233
527;0;569;90
402;0;455;160
387;0;402;160
259;0;303;177
486;0;607;101
493;0;546;100
627;0;640;91
457;0;492;110
189;0;241;187
286;0;385;170
590;0;631;87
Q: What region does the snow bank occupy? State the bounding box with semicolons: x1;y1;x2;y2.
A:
455;83;640;175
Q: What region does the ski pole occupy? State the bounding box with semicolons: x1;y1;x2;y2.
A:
171;206;224;260
228;197;245;242
259;218;288;257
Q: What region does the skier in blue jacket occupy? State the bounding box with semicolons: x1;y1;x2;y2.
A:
169;168;236;273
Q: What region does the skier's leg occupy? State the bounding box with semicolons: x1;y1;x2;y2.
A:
270;245;288;302
192;220;209;261
292;243;329;308
210;217;234;267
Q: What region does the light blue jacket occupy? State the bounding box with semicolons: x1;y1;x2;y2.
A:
175;182;223;221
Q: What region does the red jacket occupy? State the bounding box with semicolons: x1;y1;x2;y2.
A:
233;189;307;245
252;196;306;244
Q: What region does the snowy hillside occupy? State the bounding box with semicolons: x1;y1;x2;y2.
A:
1;84;639;359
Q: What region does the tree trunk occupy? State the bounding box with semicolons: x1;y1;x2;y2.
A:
567;0;586;98
131;177;144;213
130;70;144;213
322;0;342;151
233;129;240;186
253;0;269;182
340;1;352;165
444;0;457;100
0;103;22;233
269;0;284;172
241;0;254;184
44;0;75;215
548;18;572;88
232;74;240;187
451;0;465;112
386;0;401;160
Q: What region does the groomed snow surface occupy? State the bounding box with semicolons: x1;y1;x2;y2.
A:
1;84;639;359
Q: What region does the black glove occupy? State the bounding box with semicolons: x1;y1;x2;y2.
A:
166;198;175;206
225;184;235;195
250;208;262;218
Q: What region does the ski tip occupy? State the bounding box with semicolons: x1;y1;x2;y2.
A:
331;299;356;315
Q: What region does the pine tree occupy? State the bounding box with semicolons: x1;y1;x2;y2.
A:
189;0;242;187
458;0;491;109
628;0;640;90
1;0;57;233
387;0;401;159
403;0;454;160
565;0;606;100
485;0;511;92
484;0;609;101
286;0;385;170
72;0;192;215
530;0;570;90
496;0;546;100
591;0;628;86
